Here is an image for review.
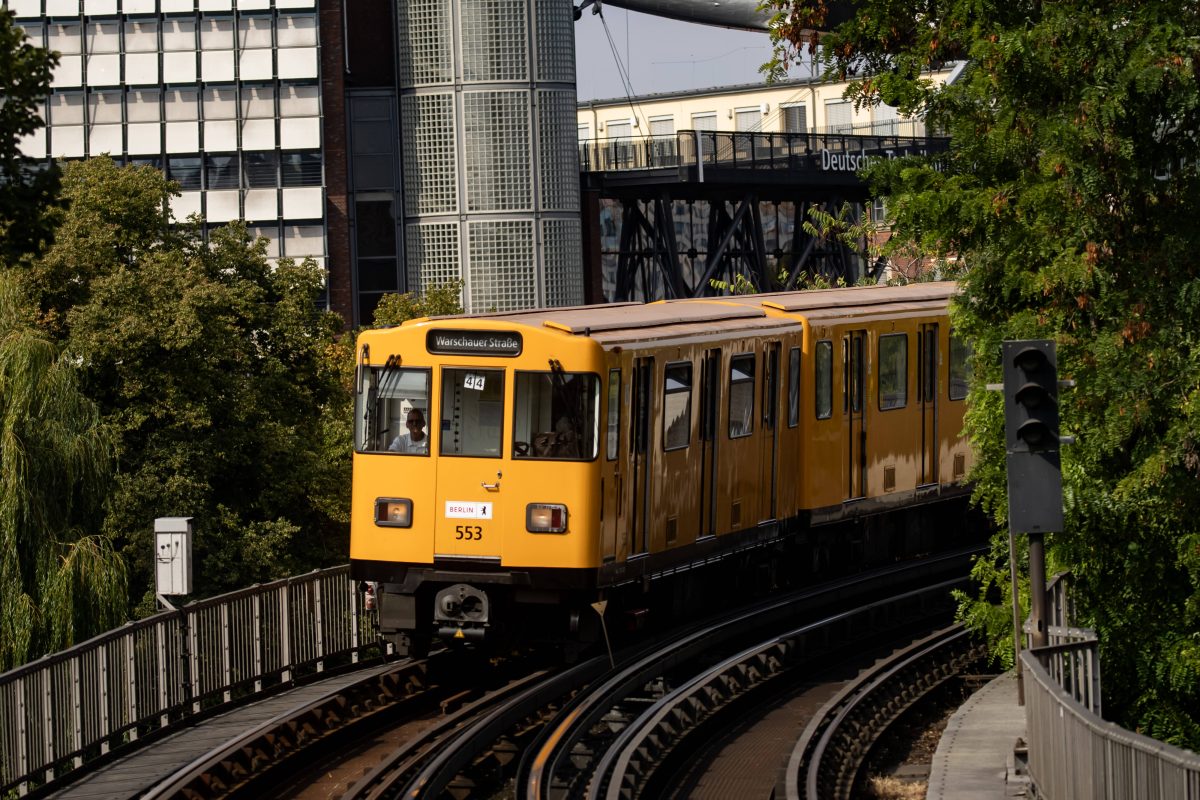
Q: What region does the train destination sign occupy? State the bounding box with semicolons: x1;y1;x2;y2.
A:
427;329;523;357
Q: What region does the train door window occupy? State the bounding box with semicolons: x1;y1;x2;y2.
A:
440;368;505;457
512;371;599;460
787;347;801;427
922;329;937;402
356;363;432;455
850;336;864;413
949;333;971;400
878;334;908;410
606;369;621;459
728;354;755;438
815;340;833;419
663;362;693;450
763;346;779;430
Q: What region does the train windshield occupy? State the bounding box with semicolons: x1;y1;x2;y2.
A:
512;371;599;460
356;366;432;454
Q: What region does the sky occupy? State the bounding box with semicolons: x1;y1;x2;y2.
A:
573;8;804;102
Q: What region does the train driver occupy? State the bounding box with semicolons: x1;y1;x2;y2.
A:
388;409;428;454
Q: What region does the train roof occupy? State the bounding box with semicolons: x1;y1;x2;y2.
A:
401;282;956;344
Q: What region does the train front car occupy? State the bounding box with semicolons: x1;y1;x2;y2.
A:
350;318;604;656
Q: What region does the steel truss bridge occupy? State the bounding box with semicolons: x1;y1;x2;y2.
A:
578;128;949;302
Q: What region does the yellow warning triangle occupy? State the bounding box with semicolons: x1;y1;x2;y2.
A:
454;628;465;639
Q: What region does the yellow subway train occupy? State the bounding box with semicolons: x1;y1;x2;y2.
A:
350;282;975;655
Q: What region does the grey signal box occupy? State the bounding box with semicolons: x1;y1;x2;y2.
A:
155;517;193;596
1002;340;1064;534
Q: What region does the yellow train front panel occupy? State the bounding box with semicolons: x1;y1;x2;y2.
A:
350;318;605;574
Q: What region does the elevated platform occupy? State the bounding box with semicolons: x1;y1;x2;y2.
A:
927;671;1029;799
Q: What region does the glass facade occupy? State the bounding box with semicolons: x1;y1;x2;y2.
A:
12;2;327;275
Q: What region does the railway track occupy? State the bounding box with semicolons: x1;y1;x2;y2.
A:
143;547;982;800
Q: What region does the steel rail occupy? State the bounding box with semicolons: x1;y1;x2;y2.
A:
522;547;979;799
785;623;985;800
586;579;968;800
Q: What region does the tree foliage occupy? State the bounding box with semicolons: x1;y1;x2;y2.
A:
17;158;352;614
760;0;1200;745
0;10;61;263
0;272;125;670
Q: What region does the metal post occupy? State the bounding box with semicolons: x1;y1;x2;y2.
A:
1009;529;1025;705
126;633;138;741
1029;532;1048;649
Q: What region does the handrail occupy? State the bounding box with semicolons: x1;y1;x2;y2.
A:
0;565;379;796
1023;571;1200;798
1021;650;1200;799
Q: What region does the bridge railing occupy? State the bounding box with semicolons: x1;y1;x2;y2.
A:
0;566;377;796
578;128;949;174
1023;573;1200;798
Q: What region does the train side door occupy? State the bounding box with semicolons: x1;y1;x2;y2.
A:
917;324;939;485
698;348;720;538
843;331;867;500
630;357;654;555
760;341;781;521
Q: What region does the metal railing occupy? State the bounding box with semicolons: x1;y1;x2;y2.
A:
1023;574;1200;798
578;128;949;174
0;566;378;796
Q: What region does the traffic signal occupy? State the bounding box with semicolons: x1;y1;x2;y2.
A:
1002;340;1063;533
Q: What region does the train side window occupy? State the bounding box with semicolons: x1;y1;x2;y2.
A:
440;368;505;458
728;354;755;438
787;347;801;427
355;364;432;455
878;334;908;410
512;371;599;460
606;369;621;459
815;340;833;420
949;333;971;400
663;362;692;451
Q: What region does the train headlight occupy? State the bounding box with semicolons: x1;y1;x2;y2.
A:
375;498;412;528
526;503;568;533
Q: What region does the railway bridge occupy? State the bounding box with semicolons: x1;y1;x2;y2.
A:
577;128;948;302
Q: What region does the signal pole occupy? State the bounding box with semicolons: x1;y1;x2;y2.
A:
1002;339;1066;702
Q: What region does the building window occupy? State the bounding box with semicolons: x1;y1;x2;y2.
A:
282;151;322;186
783;104;807;133
690;112;717;131
606;120;631;139
734;108;761;132
243;151;278;187
825;100;853;134
205;153;239;189
649;116;674;137
577;123;590;141
168;156;202;190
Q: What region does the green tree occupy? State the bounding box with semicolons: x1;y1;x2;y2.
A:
0;271;125;670
370;279;465;327
0;9;61;263
26;158;349;609
760;0;1200;746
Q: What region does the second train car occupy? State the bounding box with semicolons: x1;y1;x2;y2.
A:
350;282;975;655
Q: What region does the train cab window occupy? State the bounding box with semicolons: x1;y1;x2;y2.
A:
512;371;599;460
787;347;801;427
815;340;833;419
355;365;431;455
728;354;755;438
663;362;693;450
606;369;621;460
440;368;505;458
949;334;971;400
878;334;908;410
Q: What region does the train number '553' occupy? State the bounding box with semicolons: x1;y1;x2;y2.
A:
455;525;483;540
